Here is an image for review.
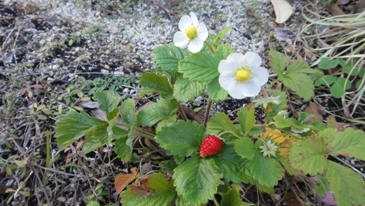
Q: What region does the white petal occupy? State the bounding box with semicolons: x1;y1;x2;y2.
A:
219;75;236;90
251;66;269;86
189;12;199;26
238;81;261;97
188;38;204;53
174;32;189;48
226;53;245;68
197;23;208;41
218;60;236;76
228;84;247;99
244;52;262;68
178;15;192;31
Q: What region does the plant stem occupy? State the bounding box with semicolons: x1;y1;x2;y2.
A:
204;41;215;54
133;126;156;140
115;122;156;140
179;103;187;121
204;99;212;127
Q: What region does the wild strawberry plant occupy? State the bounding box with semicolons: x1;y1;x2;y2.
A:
55;12;365;205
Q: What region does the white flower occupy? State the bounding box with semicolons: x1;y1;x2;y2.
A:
259;140;278;158
218;52;269;99
173;12;208;53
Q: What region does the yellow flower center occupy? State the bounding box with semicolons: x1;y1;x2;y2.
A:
235;67;252;83
185;26;197;40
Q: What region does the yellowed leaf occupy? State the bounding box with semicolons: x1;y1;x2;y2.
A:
270;0;294;23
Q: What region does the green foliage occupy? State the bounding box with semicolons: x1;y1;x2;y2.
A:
155;120;205;157
248;145;284;187
93;91;121;114
173;156;222;205
139;73;173;99
269;49;318;100
137;98;178;127
220;189;243;206
213;144;249;183
238;106;255;136
55;110;104;149
288;137;327;175
206;113;240;138
288;128;365;205
325;162;365;206
173;76;207;102
178;44;234;82
235;138;255;160
121;173;176;206
321;128;365;160
53;20;365;206
151;43;190;73
313;58;354;98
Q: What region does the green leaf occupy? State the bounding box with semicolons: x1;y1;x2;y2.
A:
237;107;255;135
121;172;176;206
173;76;207;102
318;58;339;70
151;43;190;72
93;91;121;114
339;59;358;76
330;77;351;98
273;115;291;128
114;137;132;162
281;72;314;100
83;124;128;153
173;156;222;205
138;99;178;127
321;128;365;160
119;99;136;125
220;189;242;206
313;175;329;196
249;150;284;187
269;49;290;73
216;25;234;42
288;138;327;175
270;51;316;100
314;75;336;86
238;106;255;136
326;161;365;206
55;110;104;149
155;120;205;157
139;73;173;99
206;113;240;140
178;44;234;82
207;77;228;101
235;138;255;160
248;146;284;187
156;115;177;133
213;144;249;183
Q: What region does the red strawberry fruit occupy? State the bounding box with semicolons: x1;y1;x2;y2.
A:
199;135;223;157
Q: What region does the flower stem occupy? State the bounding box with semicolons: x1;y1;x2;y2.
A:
133;126;156;140
115;122;156;140
204;99;212;127
218;131;240;138
178;103;187;121
204;41;215;54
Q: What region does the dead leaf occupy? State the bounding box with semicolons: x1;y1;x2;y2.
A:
0;184;12;195
283;189;305;206
114;168;138;194
326;4;345;16
304;101;324;123
126;184;154;197
270;0;294;23
317;191;337;206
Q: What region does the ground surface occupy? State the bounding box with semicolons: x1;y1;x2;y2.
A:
1;0;364;205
